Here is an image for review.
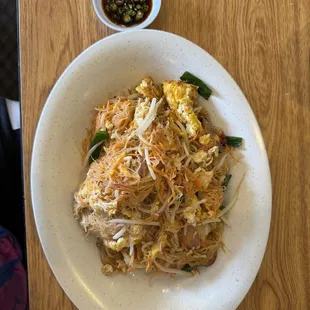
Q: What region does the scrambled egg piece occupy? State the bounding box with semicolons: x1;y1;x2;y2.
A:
121;209;133;218
183;195;211;224
130;225;145;244
150;200;160;214
171;157;182;171
194;168;214;190
163;81;201;137
183;196;198;224
183;205;210;224
119;166;131;176
134;99;150;127
84;185;118;216
105;120;113;130
199;134;211;145
183;205;199;224
151;234;167;258
89;199;118;216
192;150;208;164
107;203;118;217
136;77;160;99
208;146;219;157
105;237;128;252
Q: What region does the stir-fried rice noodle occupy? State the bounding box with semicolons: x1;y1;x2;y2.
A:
74;77;239;276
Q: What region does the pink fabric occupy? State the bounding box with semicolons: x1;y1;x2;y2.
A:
0;227;27;309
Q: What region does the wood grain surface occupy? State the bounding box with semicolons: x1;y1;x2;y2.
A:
19;0;310;309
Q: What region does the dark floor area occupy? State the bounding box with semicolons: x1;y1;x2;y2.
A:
0;98;25;256
0;1;27;308
0;0;25;252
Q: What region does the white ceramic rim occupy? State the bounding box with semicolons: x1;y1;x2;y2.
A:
92;0;162;32
31;29;272;310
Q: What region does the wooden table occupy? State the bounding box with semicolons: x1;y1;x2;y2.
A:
20;0;310;309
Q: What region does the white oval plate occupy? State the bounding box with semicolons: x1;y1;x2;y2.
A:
31;30;271;310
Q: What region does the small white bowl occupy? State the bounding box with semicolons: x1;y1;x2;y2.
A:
92;0;161;32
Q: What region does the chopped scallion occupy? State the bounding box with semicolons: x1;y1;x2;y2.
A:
89;130;108;164
225;136;243;148
182;264;199;272
180;71;212;100
222;174;232;187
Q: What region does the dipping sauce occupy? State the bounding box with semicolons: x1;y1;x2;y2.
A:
102;0;152;27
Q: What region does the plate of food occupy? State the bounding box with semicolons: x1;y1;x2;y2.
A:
31;30;271;310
